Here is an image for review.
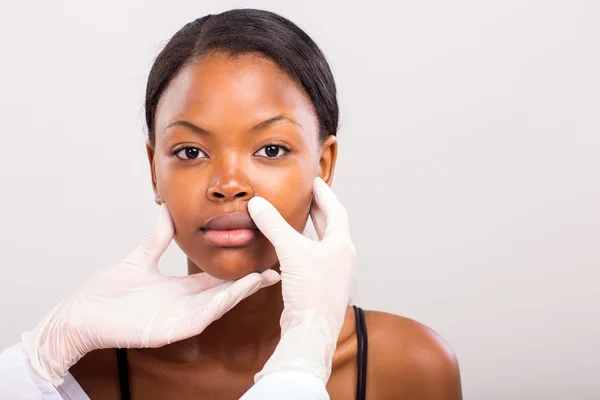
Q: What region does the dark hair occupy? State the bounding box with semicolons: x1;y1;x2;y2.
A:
145;8;339;144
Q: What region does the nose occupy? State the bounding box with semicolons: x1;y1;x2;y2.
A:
206;167;254;202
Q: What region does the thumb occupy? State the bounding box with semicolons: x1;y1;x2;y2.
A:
248;197;298;247
126;203;175;267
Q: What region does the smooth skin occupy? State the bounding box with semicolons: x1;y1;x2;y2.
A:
71;52;462;399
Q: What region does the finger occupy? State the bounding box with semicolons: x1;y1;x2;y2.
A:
301;216;316;240
178;272;230;294
309;201;327;240
247;197;299;247
169;271;280;343
259;269;282;286
124;203;175;267
167;281;236;342
312;177;350;238
190;272;275;329
301;223;317;241
219;271;281;311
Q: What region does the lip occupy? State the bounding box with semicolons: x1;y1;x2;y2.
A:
201;213;258;231
200;213;258;247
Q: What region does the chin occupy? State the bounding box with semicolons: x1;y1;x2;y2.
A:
198;250;278;280
180;234;280;280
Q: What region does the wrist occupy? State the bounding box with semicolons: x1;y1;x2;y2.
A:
256;309;340;384
21;300;85;387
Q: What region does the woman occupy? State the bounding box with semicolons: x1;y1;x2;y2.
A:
3;8;462;399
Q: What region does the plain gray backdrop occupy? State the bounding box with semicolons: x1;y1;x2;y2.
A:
0;1;598;399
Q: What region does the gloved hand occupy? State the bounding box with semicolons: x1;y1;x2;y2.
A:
248;177;356;384
21;204;280;387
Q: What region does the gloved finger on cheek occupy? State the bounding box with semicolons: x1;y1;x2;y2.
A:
248;197;297;245
309;203;327;240
139;203;175;265
312;177;340;212
312;178;348;230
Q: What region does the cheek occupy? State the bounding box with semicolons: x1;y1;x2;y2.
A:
256;164;315;232
154;161;208;227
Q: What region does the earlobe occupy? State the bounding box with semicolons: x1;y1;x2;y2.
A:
319;135;338;186
146;142;162;205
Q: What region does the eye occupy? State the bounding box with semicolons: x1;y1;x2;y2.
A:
254;144;290;159
173;146;208;160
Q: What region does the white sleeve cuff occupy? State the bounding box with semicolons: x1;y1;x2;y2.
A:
0;342;64;399
239;370;329;400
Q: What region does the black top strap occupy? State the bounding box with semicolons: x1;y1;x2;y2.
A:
116;348;131;400
353;305;369;400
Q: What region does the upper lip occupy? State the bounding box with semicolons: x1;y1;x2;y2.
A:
201;213;258;231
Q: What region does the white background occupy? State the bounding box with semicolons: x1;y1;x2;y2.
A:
0;1;598;399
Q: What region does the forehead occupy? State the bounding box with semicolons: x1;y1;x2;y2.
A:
154;52;319;135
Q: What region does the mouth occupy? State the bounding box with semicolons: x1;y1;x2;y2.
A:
200;213;258;247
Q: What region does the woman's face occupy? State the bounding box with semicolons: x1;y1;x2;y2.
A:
147;52;337;280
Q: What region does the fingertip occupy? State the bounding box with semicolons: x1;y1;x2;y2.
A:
158;202;171;221
247;196;271;217
248;196;297;244
261;269;281;285
313;176;329;189
156;203;175;238
312;177;330;202
236;271;261;285
141;203;174;263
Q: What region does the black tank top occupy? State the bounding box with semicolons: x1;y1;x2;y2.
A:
116;305;368;399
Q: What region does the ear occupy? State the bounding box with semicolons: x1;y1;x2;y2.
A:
318;135;338;186
146;141;163;205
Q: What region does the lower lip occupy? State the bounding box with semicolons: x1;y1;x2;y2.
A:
201;229;257;247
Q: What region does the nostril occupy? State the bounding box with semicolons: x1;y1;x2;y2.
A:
207;189;250;201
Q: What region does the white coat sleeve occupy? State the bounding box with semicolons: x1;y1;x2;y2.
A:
0;343;64;399
239;371;329;400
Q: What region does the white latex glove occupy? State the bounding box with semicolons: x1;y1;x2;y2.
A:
248;177;356;384
21;204;280;387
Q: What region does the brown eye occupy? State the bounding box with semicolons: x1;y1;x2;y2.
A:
255;145;289;158
174;147;207;160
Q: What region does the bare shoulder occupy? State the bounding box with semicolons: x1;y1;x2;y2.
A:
364;310;463;400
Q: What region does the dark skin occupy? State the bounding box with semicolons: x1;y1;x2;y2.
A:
71;52;462;399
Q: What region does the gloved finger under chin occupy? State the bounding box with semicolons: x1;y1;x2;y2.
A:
178;272;231;294
226;272;271;304
260;269;282;286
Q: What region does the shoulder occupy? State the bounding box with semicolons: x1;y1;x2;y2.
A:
363;310;463;400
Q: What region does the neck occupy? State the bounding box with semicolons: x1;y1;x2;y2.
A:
139;259;283;370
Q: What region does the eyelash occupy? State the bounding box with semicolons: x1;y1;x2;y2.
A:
171;143;291;161
254;143;291;159
172;146;208;160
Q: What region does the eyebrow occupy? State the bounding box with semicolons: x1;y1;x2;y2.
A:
162;115;302;136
